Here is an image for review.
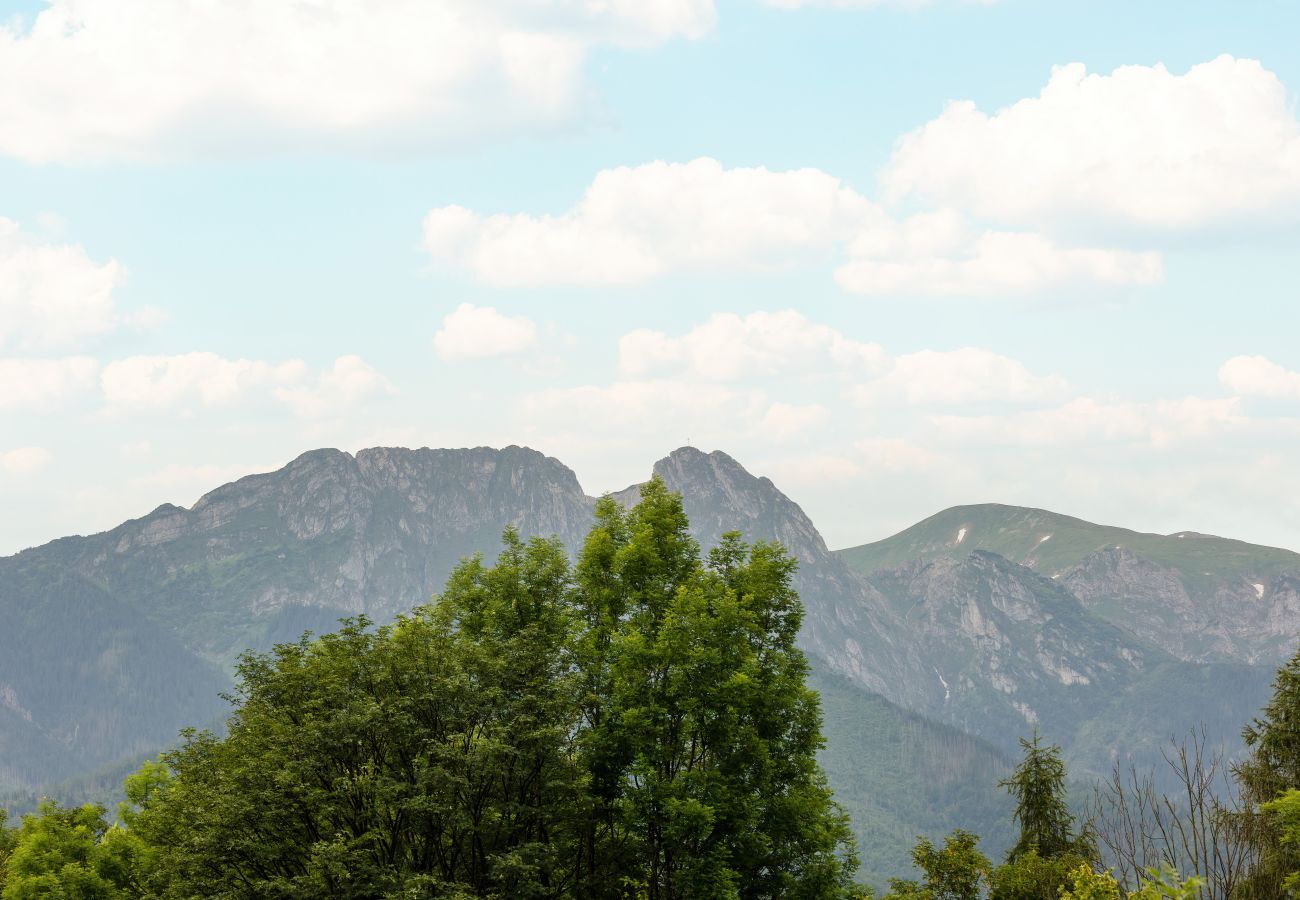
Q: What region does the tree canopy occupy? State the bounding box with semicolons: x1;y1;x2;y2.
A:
59;477;861;899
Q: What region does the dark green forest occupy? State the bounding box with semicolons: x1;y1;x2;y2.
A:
3;479;1300;899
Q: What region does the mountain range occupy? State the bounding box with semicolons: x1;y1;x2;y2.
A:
3;444;1298;881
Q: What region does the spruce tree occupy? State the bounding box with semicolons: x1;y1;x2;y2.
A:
1000;731;1082;861
1233;647;1300;899
990;733;1092;900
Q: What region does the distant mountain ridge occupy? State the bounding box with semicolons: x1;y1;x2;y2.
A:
2;446;1297;880
838;503;1300;664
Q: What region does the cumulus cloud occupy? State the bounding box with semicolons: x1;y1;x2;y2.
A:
274;355;396;418
425;159;1161;295
101;352;303;413
0;0;715;164
100;352;391;416
0;218;123;349
855;347;1069;406
836;212;1162;295
0;356;98;409
881;56;1300;231
619;310;886;380
433;303;538;360
617;316;1069;410
1220;355;1300;400
0;446;53;476
424;158;877;286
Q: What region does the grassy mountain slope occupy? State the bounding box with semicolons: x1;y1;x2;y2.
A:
839;503;1300;581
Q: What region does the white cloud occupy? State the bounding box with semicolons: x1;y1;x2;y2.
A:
100;352;391;416
274;355;396;418
929;396;1245;448
101;352;303;413
881;56;1300;231
0;218;123;349
0;446;52;476
433;303;538;361
1220;355;1300;400
836;213;1162;295
0;356;98;409
619;310;886;380
425;159;1160;296
855;347;1069;406
0;0;715;164
761;402;831;439
423;157;877;286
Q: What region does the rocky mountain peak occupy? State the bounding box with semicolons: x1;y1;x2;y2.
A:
639;446;830;565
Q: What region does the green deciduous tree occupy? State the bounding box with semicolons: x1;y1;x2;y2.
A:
123;477;858;899
1;800;138;899
885;830;991;900
0;810;15;884
572;479;858;898
988;846;1096;900
1058;862;1204;900
129;530;584;898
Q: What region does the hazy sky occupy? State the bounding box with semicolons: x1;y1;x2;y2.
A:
2;0;1299;556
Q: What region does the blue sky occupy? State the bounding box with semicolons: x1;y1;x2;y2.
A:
2;0;1299;555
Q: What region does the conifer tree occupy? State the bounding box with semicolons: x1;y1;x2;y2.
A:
1001;731;1084;861
1233;647;1300;899
989;732;1093;900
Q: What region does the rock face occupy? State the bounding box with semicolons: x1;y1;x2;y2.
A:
0;444;1286;800
838;503;1300;667
617;451;1273;776
860;552;1149;733
0;446;595;787
1061;547;1300;664
56;446;595;663
615;448;914;699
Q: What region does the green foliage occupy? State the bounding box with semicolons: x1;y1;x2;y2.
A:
1;800;139;899
1000;732;1091;862
1239;650;1300;806
1058;864;1121;900
1058;863;1203;900
1131;865;1206;900
985;732;1093;900
1260;789;1300;896
0;810;14;883
573;480;858;898
117;478;857;898
1236;648;1300;899
885;830;991;900
127;528;584;897
988;848;1092;900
